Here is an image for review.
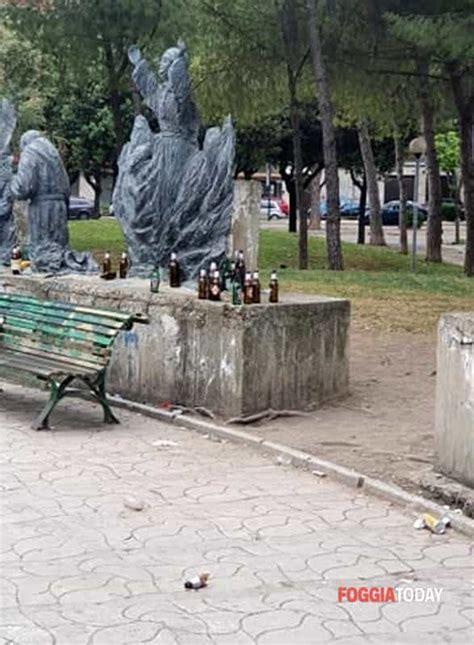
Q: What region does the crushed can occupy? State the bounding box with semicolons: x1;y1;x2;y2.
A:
422;513;450;534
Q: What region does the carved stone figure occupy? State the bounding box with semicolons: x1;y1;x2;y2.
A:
113;42;235;279
10;131;97;274
0;99;16;266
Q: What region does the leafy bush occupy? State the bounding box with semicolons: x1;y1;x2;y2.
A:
404;208;425;229
441;201;464;222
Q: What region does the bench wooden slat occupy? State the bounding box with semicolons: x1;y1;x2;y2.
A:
0;335;108;369
0;314;115;347
0;328;110;364
0;348;100;378
0;303;121;336
0;294;144;326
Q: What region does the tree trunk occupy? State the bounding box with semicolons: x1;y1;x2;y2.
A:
358;120;385;246
453;171;462;245
289;80;307;269
309;170;323;230
450;68;473;276
286;178;297;233
394;135;408;254
282;0;307;269
306;0;343;270
357;175;367;245
104;43;126;167
419;63;443;263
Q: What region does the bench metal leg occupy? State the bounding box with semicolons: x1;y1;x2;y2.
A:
33;376;74;431
84;372;120;426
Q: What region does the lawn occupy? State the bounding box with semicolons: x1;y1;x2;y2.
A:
69;219;473;333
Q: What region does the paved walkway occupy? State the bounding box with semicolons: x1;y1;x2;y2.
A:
1;381;473;644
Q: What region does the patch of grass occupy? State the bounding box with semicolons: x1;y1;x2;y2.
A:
69;218;125;267
69;220;473;333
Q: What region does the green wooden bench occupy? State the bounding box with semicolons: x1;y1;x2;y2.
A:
0;293;148;430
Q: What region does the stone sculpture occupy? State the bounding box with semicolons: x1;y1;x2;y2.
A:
113;41;235;279
0;99;16;266
11;131;97;274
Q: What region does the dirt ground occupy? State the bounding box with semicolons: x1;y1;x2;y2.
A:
242;329;438;495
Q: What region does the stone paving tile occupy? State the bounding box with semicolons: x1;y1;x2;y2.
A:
1;381;473;645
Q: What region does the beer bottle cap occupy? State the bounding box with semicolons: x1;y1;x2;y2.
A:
271;271;278;279
170;252;177;260
245;272;251;280
200;269;207;277
215;270;220;277
253;271;259;278
210;262;217;271
105;252;110;258
121;251;127;258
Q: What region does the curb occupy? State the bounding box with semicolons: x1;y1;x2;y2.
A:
109;395;474;539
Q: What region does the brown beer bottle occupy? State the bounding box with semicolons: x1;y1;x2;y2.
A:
119;251;128;279
209;270;221;301
269;270;279;303
11;246;22;275
243;272;254;305
169;252;181;288
198;269;209;300
102;251;111;275
252;271;261;304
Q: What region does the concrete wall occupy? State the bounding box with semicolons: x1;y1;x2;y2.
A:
1;274;350;419
231;180;260;270
435;313;474;487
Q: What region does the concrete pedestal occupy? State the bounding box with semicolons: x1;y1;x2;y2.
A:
0;274;350;418
436;313;474;487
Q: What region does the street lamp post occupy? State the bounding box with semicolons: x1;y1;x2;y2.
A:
409;137;427;272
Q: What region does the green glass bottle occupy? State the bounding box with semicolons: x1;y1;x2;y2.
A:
231;280;241;305
150;267;161;293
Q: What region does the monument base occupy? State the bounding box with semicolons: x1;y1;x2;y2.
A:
436;313;474;488
0;273;350;418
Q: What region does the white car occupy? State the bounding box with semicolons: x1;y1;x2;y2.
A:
260;199;284;220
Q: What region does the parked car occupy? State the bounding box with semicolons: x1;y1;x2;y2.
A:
260;199;285;220
276;198;289;215
319;198;362;218
380;200;427;227
68;196;99;220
